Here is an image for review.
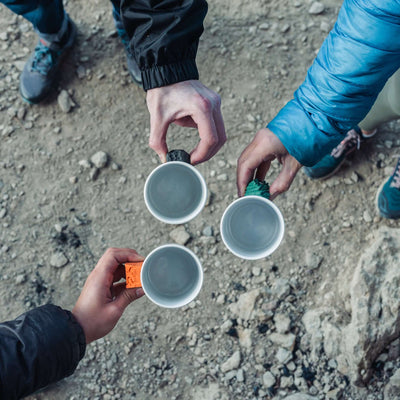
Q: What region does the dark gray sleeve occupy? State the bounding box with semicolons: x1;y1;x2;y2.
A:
0;304;86;399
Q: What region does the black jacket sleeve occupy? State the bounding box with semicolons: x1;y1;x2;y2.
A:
0;304;86;400
121;0;208;90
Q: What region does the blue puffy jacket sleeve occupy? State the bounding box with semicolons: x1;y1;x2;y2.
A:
268;0;400;166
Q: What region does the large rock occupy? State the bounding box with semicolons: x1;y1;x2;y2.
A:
303;228;400;385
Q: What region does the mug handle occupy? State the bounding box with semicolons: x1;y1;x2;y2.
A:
125;262;144;288
166;149;191;164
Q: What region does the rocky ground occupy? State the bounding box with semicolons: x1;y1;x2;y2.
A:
1;0;400;399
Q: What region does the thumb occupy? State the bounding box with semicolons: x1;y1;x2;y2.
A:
114;287;145;311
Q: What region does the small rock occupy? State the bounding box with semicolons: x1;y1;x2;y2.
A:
111;161;121;171
50;251;69;268
363;210;372;223
220;351;241;373
0;32;8;41
282;394;318;400
276;347;293;364
216;173;228;181
15;274;26;284
79;159;92;169
169;226;191;245
58;90;74;113
89;168;100;181
228;288;261;321
69;176;78;184
236;369;245;382
259;23;269;30
269;332;296;349
0;208;7;219
262;371;276;387
309;2;325;15
76;65;86;79
274;313;291;333
90;151;109;169
202;226;213;237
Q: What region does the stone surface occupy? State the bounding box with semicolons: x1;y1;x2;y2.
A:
228;289;261;321
169;226;191;245
90;151;109;169
57;90;74;113
220;351;241;373
50;251;69;268
262;371;276;387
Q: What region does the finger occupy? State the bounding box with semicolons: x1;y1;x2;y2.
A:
269;158;302;200
255;160;271;182
113;287;145;311
237;142;273;197
96;248;145;280
149;116;169;163
189;104;219;165
202;106;226;163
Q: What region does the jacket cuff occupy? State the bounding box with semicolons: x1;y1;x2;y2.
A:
142;58;199;91
267;100;344;167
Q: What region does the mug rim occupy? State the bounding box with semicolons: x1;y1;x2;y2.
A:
140;244;204;308
220;195;285;260
144;161;208;224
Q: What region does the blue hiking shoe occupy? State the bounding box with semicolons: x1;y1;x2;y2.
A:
112;10;142;86
19;16;77;104
304;127;376;179
377;157;400;219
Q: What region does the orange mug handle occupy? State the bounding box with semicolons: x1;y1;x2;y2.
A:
125;261;143;288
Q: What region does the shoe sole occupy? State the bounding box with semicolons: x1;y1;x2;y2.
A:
19;17;77;104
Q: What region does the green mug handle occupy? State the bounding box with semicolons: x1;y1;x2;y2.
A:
245;179;270;199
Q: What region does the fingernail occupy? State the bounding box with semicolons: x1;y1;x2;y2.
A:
135;288;145;297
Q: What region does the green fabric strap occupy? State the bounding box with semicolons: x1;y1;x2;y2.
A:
245;179;270;199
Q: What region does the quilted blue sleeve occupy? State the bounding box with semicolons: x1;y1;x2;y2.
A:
268;0;400;166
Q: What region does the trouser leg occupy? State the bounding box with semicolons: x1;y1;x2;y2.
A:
359;68;400;131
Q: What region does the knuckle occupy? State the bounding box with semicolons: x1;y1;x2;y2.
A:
194;94;213;113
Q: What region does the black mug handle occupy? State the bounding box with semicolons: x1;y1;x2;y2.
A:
166;150;191;164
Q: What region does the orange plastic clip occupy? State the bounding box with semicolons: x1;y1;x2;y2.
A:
125;262;143;289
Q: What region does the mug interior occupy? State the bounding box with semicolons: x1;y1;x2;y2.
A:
141;245;202;308
145;163;206;223
221;197;284;259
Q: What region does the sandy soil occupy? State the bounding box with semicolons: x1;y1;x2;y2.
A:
1;0;400;399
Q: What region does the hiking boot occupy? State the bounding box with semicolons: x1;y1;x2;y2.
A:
20;16;77;104
377;157;400;219
303;126;376;179
113;10;142;86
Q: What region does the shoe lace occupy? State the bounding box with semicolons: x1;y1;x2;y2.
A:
31;43;57;75
390;158;400;189
331;129;361;159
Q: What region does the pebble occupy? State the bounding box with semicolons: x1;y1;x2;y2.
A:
15;274;26;284
169;226;191;245
263;371;276;387
276;347;293;364
0;208;6;219
89;168;100;181
69;176;78;184
274;314;291;333
216;173;228;181
50;251;69;268
79;159;92;169
90;151;109;169
202;226;213;237
76;65;86;79
363;210;372;223
58;90;74;113
0;32;8;41
269;333;296;349
259;23;270;30
309;2;325;15
220;350;241;373
236;369;245;382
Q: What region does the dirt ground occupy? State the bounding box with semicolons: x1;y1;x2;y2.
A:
1;0;400;399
